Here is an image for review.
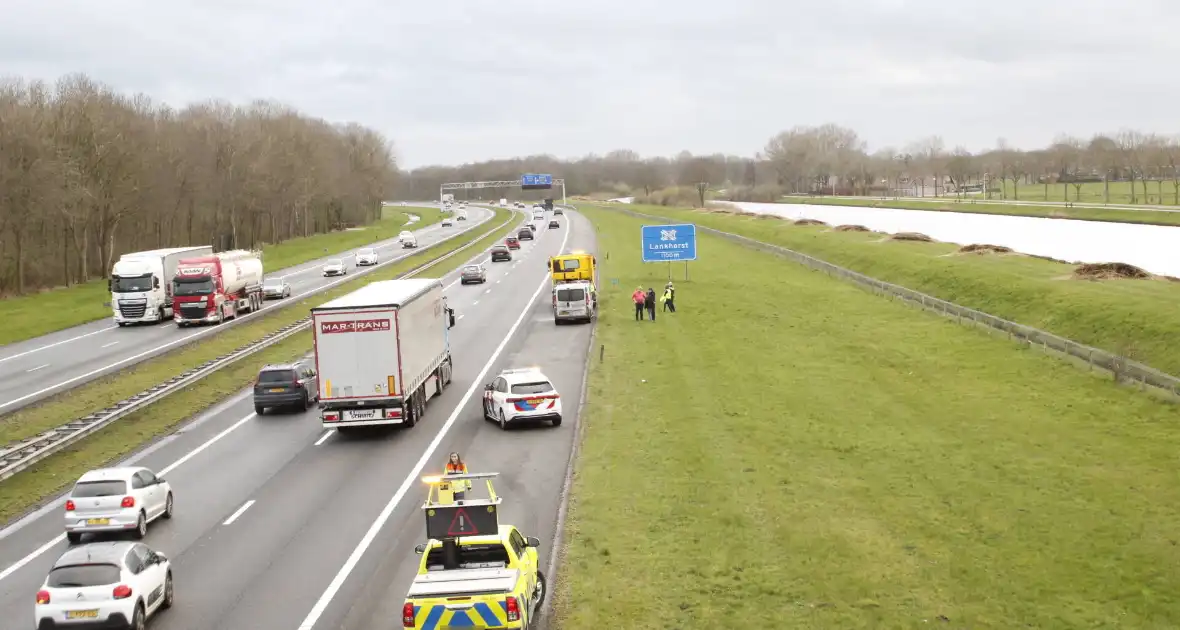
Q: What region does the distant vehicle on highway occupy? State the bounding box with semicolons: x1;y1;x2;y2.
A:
441;218;453;227
482;367;562;428
525;223;537;232
402;233;418;248
553;207;563;215
456;209;468;221
553;280;596;325
499;198;508;208
64;467;174;544
548;220;559;229
322;259;347;277
36;541;174;630
262;278;291;300
173;250;264;327
490;245;512;262
460;264;487;284
517;228;533;241
253;361;319;414
505;237;520;250
110;246;212;326
356;248;379;266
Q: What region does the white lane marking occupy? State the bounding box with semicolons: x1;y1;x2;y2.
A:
456;315;465;320
0;411;258;583
0;214;497;413
472;300;480;305
496;279;502;284
296;224;570;630
222;500;256;525
0;326;116;364
484;288;491;293
314;430;335;446
26;364;49;373
100;341;119;349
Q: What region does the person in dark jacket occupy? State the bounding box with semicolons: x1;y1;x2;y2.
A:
645;288;657;320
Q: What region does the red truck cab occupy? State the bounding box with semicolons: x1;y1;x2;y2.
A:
172;251;264;327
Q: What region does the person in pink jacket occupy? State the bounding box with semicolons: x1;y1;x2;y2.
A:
632;286;646;321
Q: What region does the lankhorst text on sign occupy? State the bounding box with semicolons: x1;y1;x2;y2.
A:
319;318;392;334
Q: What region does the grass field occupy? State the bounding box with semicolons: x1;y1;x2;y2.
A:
997;180;1180;206
588;203;1180;376
0;209;518;524
552;206;1180;629
773;196;1180;226
0;206;441;347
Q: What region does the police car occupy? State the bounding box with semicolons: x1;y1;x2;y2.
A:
481;368;562;429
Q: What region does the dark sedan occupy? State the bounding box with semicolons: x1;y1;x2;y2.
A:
490;245;512;262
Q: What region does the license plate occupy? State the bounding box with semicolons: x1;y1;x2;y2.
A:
527;399;544;405
268;388;285;393
86;518;109;526
67;610;99;619
346;409;379;420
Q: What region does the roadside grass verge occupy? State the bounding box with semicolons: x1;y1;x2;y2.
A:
0;208;517;525
584;203;1180;375
0;206;440;347
553;207;1180;629
997;180;1179;206
0;208;514;446
773;196;1180;226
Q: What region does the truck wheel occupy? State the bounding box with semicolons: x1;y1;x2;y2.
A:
157;307;166;322
403;399;417;428
216;308;225;325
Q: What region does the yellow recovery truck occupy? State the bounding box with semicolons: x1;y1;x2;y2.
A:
547;251;597;324
402;473;546;629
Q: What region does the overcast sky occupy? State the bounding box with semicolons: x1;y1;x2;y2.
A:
4;0;1176;168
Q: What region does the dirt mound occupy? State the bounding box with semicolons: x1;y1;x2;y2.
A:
755;213;784;220
958;243;1013;254
1073;262;1151;280
834;224;870;232
794;218;828;226
890;232;934;242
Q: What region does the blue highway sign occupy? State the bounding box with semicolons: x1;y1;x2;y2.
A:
641;223;697;262
521;174;553;188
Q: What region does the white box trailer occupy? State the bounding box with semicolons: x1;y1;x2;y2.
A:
311;278;456;431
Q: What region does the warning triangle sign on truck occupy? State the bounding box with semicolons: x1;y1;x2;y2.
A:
447;507;480;536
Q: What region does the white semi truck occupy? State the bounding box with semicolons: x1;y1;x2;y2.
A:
110;246;213;326
312;278;456;432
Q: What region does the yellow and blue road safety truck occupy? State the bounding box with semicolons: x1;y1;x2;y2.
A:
402;472;546;629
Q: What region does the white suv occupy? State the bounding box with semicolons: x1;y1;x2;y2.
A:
481;368;563;429
36;541;173;629
64;467;174;544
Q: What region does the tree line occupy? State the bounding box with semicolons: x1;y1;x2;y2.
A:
0;73;397;296
394;125;1180;207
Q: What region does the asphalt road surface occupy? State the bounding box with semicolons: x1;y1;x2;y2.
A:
0;208;595;630
0;205;495;415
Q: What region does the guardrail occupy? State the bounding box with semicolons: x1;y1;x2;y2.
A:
0;210;520;481
592;204;1180;399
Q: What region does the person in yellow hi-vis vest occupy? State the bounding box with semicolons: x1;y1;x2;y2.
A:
444;452;471;503
661;282;676;313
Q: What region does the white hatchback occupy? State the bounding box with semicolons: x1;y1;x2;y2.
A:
36;541;173;629
64;467;174;544
481;368;563;429
356;248;378;266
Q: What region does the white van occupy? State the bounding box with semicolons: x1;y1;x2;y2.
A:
552;280;596;324
499;198;508;208
402;233;418;248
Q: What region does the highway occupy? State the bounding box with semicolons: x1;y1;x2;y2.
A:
0;208;594;630
0;205;494;415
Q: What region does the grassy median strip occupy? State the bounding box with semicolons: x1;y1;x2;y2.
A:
0;208;513;445
0;206;441;347
587;203;1180;376
774;196;1180;226
553;207;1180;629
0;209;517;525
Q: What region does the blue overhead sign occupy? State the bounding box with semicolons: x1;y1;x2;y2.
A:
641;223;697;262
521;174;553;189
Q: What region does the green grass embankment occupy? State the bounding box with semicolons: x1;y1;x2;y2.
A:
0;208;518;524
553;206;1180;629
586;203;1180;375
0;206;442;346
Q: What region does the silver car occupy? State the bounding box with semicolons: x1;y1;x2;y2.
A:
322;259;347;276
262;278;291;300
356;248;378;266
65;467;174;544
460;264;487;284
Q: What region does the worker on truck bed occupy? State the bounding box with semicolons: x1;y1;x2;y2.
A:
445;453;470;502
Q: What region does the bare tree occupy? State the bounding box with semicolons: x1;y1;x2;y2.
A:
0;73;397;296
